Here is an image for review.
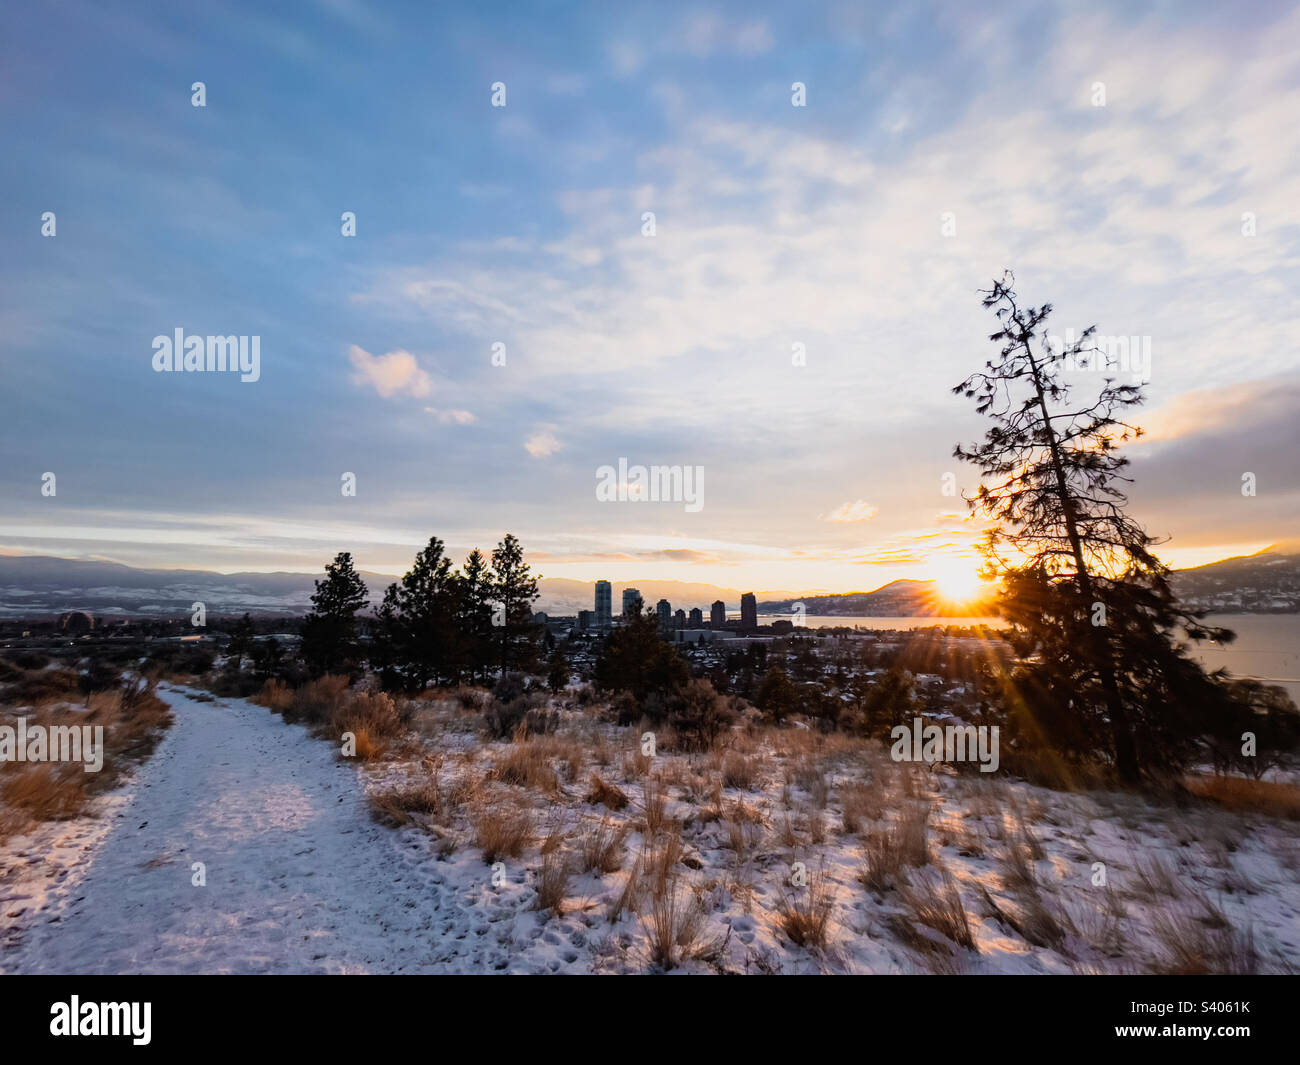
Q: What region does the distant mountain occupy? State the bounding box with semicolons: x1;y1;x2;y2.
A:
0;556;791;619
0;546;1295;619
757;580;993;617
1171;544;1300;613
0;556;393;618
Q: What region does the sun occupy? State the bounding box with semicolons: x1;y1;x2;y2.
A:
928;561;989;605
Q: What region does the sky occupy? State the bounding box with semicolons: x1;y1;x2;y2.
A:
1;0;1298;595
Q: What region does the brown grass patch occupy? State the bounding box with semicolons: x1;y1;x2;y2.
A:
472;800;535;863
1185;774;1300;821
584;773;628;810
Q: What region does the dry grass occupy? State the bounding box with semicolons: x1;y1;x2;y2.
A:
0;763;89;823
331;690;402;752
723;799;763;859
1185;774;1300;821
722;751;761;790
860;802;931;891
369;774;444;828
900;868;975;951
472;800;535;863
0;667;172;840
998;828;1043;893
578;816;629;874
1149;903;1258;974
254;678;293;712
790;758;830;809
840;781;883;833
584;773;628;810
775;865;835;948
640;776;670;837
640;881;709;970
534;847;571;915
489;741;561;794
1127;852;1185;903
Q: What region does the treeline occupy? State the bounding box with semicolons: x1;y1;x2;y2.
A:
299;533;541;691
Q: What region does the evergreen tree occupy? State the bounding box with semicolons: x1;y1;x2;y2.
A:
369;583;406;691
300;552;368;677
594;599;687;702
389;537;459;689
490;533;540;674
546;644;568;694
251;636;284;681
228;613;255;669
755;665;797;723
953;273;1235;783
457;547;495;684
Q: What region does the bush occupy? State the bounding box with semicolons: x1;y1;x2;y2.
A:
2;667;80;706
207;660;263;698
666;679;736;752
484;693;556;740
285;674;351;725
255;678;294;712
331;690;402;742
493;672;531;704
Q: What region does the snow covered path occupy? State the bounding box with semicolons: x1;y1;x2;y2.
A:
1;687;541;975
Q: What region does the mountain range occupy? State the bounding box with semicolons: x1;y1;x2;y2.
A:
0;545;1296;619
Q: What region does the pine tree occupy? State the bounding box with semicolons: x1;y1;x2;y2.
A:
369;583;405;691
389;537;459;689
228;612;255;668
953;272;1234;783
300;552;368;677
594;599;687;702
457;548;495;684
490;533;540;674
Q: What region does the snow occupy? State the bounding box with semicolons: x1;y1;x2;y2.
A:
1;687;568;974
3;686;1298;974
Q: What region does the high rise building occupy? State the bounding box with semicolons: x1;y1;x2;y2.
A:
594;580;612;628
741;592;757;630
622;587;642;618
656;598;672;629
688;607;703;628
674;608;686;629
710;600;725;628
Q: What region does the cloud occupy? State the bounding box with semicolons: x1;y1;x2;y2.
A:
524;429;562;458
822;500;878;523
424;407;476;425
676;13;774;57
348;344;431;398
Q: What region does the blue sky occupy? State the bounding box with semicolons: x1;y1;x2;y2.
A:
2;0;1298;593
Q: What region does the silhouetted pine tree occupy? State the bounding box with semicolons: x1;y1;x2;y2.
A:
457;547;496;684
387;537;459;689
490;533;540;674
953;272;1234;784
300;552;368;677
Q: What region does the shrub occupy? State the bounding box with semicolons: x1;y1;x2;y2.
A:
483;694;556;740
666;679;736;752
285;674;351;725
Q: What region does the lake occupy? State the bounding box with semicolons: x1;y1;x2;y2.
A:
758;612;1300;703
